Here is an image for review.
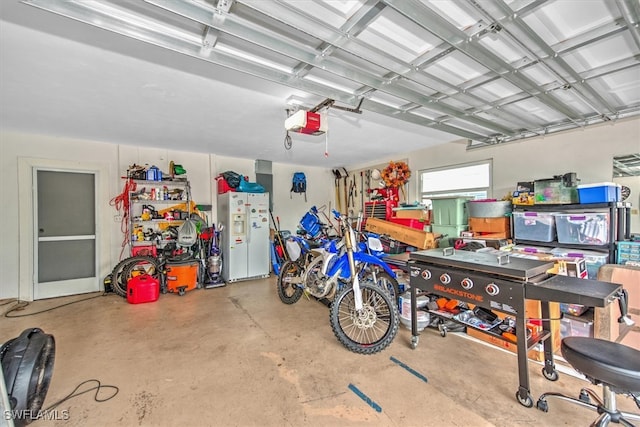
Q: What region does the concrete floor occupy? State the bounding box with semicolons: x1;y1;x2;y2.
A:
1;277;638;427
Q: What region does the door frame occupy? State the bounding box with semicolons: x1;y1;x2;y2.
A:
18;157;111;301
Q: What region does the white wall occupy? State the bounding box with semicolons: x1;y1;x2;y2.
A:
2;117;639;298
613;175;640;233
352;117;640;232
0;132;337;299
211;155;336;234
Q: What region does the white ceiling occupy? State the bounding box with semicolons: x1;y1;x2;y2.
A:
1;0;639;168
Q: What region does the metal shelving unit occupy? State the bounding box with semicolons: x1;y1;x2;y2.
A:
127;178;190;255
512;202;632;263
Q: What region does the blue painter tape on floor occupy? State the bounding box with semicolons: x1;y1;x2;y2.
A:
348;383;382;413
390;356;428;383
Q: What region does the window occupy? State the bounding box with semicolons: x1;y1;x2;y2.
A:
419;160;492;207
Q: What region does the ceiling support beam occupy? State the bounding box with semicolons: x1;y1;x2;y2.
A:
146;0;513;137
382;0;587;125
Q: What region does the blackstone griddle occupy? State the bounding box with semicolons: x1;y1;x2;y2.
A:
408;248;621;408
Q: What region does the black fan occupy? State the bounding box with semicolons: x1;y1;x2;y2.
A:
621;185;631;201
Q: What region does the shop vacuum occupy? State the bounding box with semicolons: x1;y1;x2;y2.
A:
1;328;55;426
202;224;226;289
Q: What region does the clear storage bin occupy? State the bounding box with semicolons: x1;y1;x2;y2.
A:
554;213;609;245
513;211;556;242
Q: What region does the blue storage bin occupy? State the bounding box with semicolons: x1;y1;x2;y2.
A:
577;182;620;203
513;211;556;242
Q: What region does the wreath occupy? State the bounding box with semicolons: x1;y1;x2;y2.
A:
381;161;411;188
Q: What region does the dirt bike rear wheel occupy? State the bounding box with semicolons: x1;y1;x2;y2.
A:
329;282;399;354
277;261;304;304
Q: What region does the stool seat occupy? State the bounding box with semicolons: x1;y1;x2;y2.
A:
561;337;640;393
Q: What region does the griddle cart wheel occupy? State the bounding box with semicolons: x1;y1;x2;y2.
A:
410;336;419;349
438;323;447;337
542;366;559;381
516;390;534;407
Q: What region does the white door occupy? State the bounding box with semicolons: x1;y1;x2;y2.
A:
33;169;99;299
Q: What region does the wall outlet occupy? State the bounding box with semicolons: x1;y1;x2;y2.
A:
114;215;122;222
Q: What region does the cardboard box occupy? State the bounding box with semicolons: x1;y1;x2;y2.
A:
468;217;511;238
394;208;428;220
365;217;440;249
466;328;549;362
548;258;588;279
512;191;535;205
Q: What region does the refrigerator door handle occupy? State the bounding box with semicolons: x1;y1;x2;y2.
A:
246;206;251;244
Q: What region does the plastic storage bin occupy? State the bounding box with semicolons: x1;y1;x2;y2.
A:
577;182;620;204
431;197;471;226
554;213;609;245
550;248;608;279
617;241;640;264
513;211;556;242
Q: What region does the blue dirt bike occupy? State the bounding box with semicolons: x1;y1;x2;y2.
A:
277;210;399;354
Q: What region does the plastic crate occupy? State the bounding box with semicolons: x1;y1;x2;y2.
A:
380;236;408;254
577;182;620;204
431;197;471;226
554;213;610;245
513;211;556;242
550;248;608;280
617;241;640;264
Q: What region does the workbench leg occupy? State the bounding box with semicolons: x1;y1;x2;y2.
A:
515;299;533;407
541;301;559;381
410;284;419;349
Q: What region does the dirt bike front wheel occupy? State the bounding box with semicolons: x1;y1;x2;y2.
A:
362;270;400;306
329;282;399;355
277;261;304;304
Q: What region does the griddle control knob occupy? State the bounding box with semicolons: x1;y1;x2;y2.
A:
461;278;474;290
485;283;500;296
421;269;431;280
439;273;451;285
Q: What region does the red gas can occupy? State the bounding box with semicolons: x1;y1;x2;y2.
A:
127;274;160;304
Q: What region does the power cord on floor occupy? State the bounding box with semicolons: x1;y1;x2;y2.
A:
3;292;112;318
44;379;119;411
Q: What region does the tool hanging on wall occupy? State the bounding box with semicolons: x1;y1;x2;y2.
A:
268;210;288;268
332;169;343;213
360;171;364;213
342;168;349;214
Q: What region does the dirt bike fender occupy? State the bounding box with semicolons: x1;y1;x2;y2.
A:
352;252;396;277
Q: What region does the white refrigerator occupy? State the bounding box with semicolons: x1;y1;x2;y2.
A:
217;192;270;283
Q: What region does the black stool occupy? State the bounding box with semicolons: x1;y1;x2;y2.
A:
537;337;640;426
